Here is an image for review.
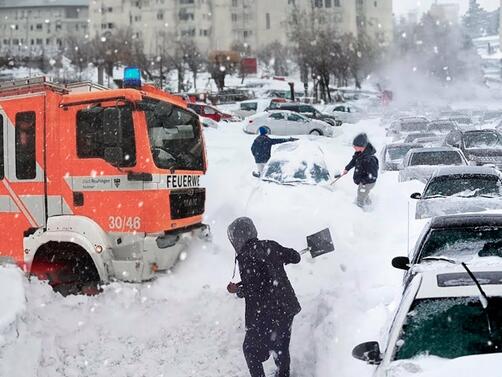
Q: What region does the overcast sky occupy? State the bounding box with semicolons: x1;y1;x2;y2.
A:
394;0;500;16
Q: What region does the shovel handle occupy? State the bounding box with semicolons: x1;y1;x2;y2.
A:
300;248;311;255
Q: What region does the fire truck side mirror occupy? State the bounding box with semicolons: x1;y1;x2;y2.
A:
104;147;124;166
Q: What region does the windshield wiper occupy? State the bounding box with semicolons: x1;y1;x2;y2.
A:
461;262;494;342
421;256;456;263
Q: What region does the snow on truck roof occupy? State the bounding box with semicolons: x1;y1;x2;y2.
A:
415;264;502;300
409;146;459;154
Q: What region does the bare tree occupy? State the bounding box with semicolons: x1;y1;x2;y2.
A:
181;38;206;90
257;41;289;76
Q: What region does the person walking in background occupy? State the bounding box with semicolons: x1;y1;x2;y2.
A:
227;217;301;377
251;127;297;177
341;133;379;209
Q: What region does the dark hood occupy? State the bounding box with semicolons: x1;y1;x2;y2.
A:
227;217;258;255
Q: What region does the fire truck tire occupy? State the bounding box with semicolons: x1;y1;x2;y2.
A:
31;241;101;295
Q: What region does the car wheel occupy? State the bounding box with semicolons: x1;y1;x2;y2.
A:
310;129;322;136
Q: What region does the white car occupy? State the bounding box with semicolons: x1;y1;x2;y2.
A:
352;264;502;376
398;147;468;183
234;98;285;118
326;104;363;124
244;110;334;137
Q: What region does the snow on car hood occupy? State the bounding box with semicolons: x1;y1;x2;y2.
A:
386;353;502;377
262;140;331;185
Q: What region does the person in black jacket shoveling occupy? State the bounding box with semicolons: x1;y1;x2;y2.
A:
251;127;297;177
227;217;301;377
341;133;379;209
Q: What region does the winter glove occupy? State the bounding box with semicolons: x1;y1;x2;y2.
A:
227;282;239;294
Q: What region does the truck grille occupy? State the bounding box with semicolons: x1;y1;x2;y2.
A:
170;188;206;220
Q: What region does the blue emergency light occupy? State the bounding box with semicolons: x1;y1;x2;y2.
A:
123;66;142;88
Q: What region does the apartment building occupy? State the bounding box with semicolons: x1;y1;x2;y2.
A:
0;0;89;57
430;3;460;24
88;0;393;56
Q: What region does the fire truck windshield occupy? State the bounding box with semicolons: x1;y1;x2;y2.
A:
139;99;204;171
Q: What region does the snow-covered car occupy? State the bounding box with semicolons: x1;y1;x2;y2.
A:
398;147;468;183
426;119;459;134
327;104;363;124
403;132;437;144
234;98;287;118
261;141;331;185
352;264;502;376
411;166;502;219
413;135;445;148
391;213;502;283
244;110;335;136
272;103;342;127
386;116;430;140
380;143;423;171
444;129;502;169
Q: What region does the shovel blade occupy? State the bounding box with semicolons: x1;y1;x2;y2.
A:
307;228;335;258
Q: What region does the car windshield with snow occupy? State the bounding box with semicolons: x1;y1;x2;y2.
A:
261;142;330;185
411;167;502;220
353;266;502;376
391;214;502;279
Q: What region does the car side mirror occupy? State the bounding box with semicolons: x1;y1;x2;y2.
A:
392;256;410;271
410;192;422;200
352;341;382;365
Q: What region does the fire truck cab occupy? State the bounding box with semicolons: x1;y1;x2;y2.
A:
0;75;208;290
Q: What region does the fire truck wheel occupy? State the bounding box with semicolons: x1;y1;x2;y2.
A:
31;241;101;296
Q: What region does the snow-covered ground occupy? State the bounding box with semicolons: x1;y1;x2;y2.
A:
0;117;431;377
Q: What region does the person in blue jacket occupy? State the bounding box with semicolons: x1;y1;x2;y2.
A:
251;127;297;177
341;133;379;208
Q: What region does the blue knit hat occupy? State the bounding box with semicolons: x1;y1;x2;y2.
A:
259;127;268;135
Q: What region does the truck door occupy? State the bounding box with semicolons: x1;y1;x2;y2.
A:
1;95;47;228
65;104;142;234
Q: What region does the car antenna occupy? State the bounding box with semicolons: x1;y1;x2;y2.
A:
461;262;493;338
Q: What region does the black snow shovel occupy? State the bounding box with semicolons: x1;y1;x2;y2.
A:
301;228;335;258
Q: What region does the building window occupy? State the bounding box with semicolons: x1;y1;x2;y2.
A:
334;0;340;6
266;13;270;29
36;23;42;30
314;0;322;7
77;106;136;167
15;112;36;180
288;0;295;4
0;114;3;180
232;0;237;6
325;0;332;7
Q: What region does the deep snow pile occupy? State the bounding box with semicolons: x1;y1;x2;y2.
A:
0;118;426;377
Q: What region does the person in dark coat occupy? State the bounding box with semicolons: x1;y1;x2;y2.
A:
251;127;297;177
227;217;301;377
342;133;379;208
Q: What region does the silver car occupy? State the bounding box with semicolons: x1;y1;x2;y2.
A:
398;147;468;183
411;166;502;219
